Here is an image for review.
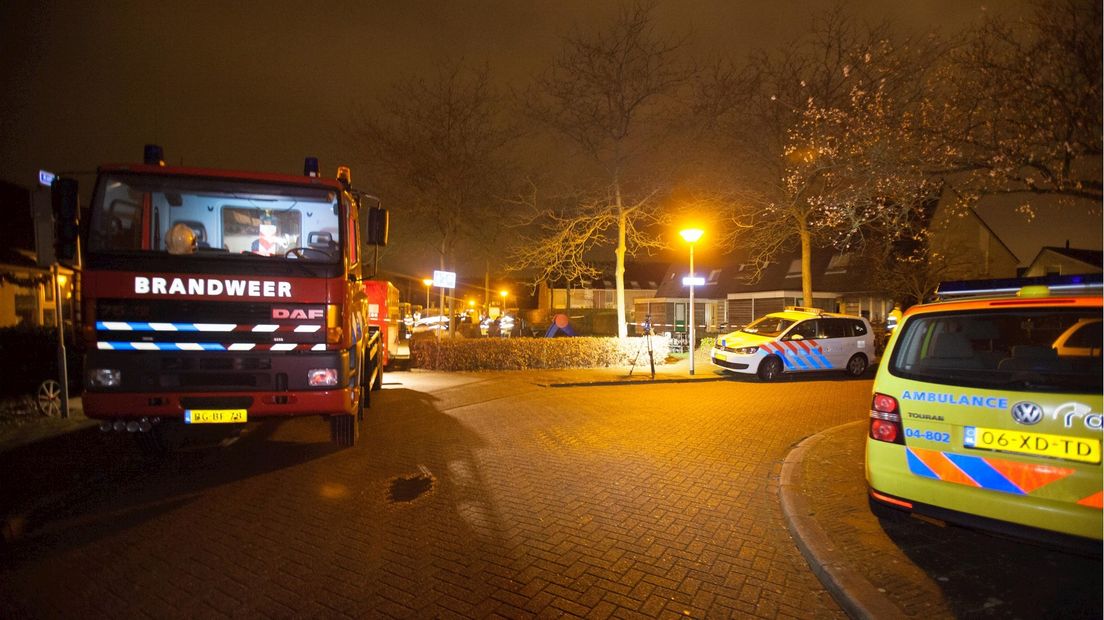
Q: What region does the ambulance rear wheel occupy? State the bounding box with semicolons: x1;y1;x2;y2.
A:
330;414;359;447
846;354;868;378
757;356;784;381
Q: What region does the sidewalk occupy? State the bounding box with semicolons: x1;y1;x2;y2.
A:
779;421;950;619
539;351;728;387
0;398;95;454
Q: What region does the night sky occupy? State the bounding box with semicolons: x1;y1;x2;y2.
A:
3;0;1094;266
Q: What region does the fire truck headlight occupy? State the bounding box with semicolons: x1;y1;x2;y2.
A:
308;368;338;387
88;368;121;388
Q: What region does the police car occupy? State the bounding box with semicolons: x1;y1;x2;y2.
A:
865;274;1103;549
710;307;874;380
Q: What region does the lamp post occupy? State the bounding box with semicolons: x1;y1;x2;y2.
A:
680;228;704;375
422;278;433;315
499;289;508;311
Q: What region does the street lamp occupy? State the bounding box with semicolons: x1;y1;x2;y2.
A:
680;228;704;375
422;278;433;315
499;289;508;310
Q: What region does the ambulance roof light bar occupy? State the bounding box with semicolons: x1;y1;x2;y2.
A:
935;274;1103;299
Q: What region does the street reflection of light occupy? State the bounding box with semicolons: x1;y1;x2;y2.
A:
320;482;349;499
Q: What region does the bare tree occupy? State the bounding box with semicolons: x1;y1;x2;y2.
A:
510;1;694;337
700;9;943;305
929;0;1102;211
348;62;515;278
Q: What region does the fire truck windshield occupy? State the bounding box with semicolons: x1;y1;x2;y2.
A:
88;173;342;262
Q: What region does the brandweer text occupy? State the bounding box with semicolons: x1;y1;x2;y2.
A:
134;276;292;298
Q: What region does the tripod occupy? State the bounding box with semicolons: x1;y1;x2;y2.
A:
629;315;656;380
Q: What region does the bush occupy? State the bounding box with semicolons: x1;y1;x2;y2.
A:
410;335;671;371
0;326;82;397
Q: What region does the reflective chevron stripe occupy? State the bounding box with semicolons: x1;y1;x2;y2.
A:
97;341;326;352
905;446;1096;506
761;340;832;370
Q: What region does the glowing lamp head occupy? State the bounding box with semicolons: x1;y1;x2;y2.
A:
423;278;434;287
680;228;704;243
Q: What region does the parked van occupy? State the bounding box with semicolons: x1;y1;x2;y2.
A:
865;275;1102;548
710;307;874;380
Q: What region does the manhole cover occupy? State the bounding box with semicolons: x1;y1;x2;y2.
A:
389;468;434;503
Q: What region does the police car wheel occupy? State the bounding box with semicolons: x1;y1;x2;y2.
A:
757;356;783;381
845;354;868;377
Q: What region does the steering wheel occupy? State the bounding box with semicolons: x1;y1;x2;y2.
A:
284;247;331;260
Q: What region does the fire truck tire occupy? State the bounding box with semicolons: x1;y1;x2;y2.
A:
330;414;359;447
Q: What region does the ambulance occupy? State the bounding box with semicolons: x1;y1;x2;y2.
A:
866;274;1102;549
710;307;874;380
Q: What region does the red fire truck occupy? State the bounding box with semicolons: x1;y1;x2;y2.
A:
54;146;386;447
362;279;409;367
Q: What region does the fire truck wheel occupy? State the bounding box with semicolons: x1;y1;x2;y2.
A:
330;414;359;447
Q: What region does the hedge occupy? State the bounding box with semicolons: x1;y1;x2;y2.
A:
410;335;671;371
0;326;83;397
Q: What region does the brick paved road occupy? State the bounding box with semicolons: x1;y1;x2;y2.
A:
1;370;872;618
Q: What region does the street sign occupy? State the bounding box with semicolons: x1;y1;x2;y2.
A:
38;169;56;187
432;270;456;289
682;276;705;286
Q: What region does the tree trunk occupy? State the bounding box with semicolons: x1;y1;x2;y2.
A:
800;226;813;307
614;186;628;338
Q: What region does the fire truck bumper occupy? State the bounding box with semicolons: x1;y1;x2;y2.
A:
82;389;358;421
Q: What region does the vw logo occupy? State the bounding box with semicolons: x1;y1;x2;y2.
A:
1010;401;1044;426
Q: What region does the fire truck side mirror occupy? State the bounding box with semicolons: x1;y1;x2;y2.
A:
51;177;80;262
366;207;389;246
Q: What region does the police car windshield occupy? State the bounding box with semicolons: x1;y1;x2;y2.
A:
88;173;341;263
890;308;1103;394
741;316;796;337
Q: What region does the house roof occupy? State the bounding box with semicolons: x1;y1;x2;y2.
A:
651;248;877;299
1029;246;1103;269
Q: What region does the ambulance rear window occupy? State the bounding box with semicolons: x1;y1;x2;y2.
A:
889;308;1102;394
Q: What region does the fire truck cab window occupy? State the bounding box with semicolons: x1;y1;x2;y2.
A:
88;173;340;262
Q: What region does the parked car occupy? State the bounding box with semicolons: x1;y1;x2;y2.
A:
866;275;1102;550
710;307;874;380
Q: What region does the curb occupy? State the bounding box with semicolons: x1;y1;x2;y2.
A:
545;376;727;388
778;420;904;620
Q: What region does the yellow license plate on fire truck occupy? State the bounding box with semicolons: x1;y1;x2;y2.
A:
185;409;248;424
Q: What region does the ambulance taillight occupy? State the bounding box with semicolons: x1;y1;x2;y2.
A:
869;393;905;445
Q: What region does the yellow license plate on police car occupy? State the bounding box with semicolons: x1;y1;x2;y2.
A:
185;409;247;424
964;426;1101;464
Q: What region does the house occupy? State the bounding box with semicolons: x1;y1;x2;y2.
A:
1021;246;1102;277
634;249;895;338
0;248;75;328
535;262;668;335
